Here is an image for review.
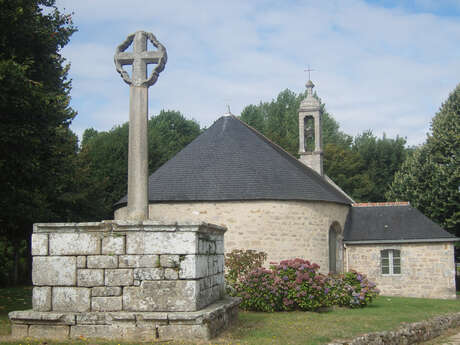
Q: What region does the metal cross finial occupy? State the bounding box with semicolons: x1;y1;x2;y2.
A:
114;31;167;87
304;65;315;81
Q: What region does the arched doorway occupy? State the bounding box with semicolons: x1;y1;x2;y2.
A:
329;222;343;273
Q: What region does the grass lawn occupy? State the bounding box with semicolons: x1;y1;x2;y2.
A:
0;286;459;345
0;286;32;337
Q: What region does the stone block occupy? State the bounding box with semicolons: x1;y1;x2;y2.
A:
87;255;117;268
102;235;125;254
147;232;197;254
126;232;197;254
136;312;168;322
91;286;122;297
164;268;179;280
159;324;209;340
123;326;156;341
208;256;219;275
105;269;133;286
31;233;48;256
134;268;163;280
91;296;122;312
179;255;208;279
126;232;144;254
78;269;104;287
119;254;159;268
111;312;136;321
76;312;108;325
77;256;86;268
11;324;28;338
9;310;75;325
70;325;124;339
209;242;216;254
198;278;206;290
33;286;51;311
198;239;206;254
217;255;224;273
123;280;199;312
160;254;179;267
33;256;76;286
53;287;91;312
29;325;69;339
49;233;100;255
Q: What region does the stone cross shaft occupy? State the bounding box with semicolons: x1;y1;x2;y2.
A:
114;31;167;220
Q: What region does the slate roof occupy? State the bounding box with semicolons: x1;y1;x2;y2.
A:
344;204;458;243
115;115;352;207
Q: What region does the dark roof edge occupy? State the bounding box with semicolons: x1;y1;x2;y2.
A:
233;116;352;205
344;238;459;245
115;197;351;209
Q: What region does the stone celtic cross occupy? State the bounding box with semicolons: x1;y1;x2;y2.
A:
114;31;167;220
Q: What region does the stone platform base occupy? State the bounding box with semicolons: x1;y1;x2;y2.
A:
9;297;240;341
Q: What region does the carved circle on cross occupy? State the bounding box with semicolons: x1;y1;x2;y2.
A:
114;31;167;87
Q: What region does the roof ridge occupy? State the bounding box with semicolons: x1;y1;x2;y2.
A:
352;202;410;207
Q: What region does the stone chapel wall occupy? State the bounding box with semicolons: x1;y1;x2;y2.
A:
346;242;456;299
115;200;349;272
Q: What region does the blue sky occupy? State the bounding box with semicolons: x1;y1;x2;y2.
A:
55;0;460;146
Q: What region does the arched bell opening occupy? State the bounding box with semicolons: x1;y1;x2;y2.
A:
304;115;315;152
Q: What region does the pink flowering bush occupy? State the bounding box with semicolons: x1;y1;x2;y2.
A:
232;259;379;312
225;249;267;287
327;270;380;308
234;267;282;312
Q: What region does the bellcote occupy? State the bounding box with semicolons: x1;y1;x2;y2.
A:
298;80;323;176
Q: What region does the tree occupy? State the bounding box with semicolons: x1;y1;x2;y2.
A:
240;88;351;157
0;0;77;284
387;84;460;236
352;131;407;201
79;110;201;220
324;143;374;202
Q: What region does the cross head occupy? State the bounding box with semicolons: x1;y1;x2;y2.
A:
114;31;167;87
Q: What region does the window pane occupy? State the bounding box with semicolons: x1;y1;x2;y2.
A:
381;258;389;266
382;266;390;274
393;250;401;259
393;265;401;274
393;258;401;266
381;250;389;259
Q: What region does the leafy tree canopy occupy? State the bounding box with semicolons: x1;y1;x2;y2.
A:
0;0;77;241
352;131;407;202
240;89;352;157
387;84;460;236
79;110;201;220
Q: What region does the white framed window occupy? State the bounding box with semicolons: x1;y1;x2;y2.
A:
381;249;401;275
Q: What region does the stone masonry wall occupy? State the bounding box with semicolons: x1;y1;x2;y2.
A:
328;312;460;345
346;242;456;299
31;221;226;313
115;200;349;272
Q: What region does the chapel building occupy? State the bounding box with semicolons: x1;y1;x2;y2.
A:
115;80;458;299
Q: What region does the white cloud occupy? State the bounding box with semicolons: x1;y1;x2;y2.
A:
56;0;460;146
